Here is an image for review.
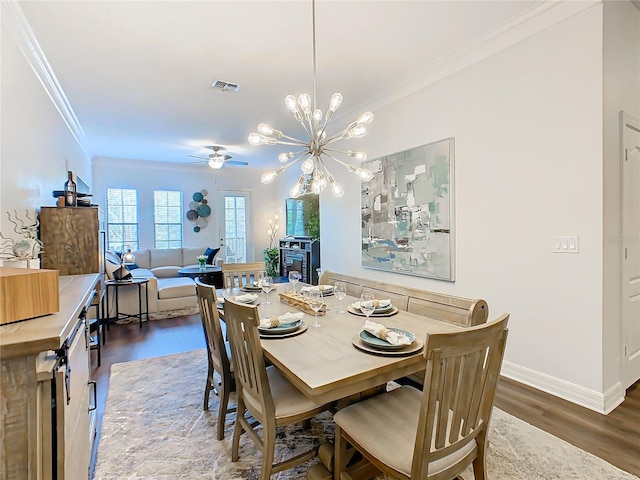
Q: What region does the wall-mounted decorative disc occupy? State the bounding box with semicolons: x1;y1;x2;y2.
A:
192;192;204;202
194;226;200;232
186;209;198;221
196;204;211;217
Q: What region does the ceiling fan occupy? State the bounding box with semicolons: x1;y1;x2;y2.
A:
188;145;248;170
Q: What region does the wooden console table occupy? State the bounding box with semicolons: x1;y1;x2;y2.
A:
0;274;99;480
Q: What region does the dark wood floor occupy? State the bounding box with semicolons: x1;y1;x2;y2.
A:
90;315;640;478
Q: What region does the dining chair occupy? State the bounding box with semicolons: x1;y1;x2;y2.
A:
221;261;265;288
195;278;235;441
333;313;510;480
223;298;334;480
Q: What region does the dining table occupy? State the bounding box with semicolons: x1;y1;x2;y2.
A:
219;282;463;406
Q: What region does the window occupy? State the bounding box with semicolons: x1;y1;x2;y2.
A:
106;188;139;251
222;192;249;263
154;190;183;248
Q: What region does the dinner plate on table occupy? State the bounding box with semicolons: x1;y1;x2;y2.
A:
302;285;335;296
241;283;263;292
351;333;424;356
258;319;303;335
259;322;308;339
347;304;399;317
358;328;415;351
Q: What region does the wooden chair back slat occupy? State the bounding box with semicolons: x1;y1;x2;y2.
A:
222;262;265;289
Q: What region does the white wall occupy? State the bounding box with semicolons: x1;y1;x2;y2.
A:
321;5;613;409
92;157;283;261
1;12;90;239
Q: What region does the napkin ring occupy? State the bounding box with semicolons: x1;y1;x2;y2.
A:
268;317;280;328
378;327;390;341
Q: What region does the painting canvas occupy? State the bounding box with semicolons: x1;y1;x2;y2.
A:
361;138;455;281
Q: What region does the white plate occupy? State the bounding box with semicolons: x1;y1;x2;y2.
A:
351;301;393;313
258;319;303;335
359;328;415;350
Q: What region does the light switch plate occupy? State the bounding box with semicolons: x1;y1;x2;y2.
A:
553;236;579;253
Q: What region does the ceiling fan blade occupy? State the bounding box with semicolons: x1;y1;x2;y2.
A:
226;160;249;166
222;155;232;161
188;155;207;160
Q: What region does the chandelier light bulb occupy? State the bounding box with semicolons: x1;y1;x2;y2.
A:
278;152;294;163
298;93;312;113
329;93;343;112
285;95;299;113
346;125;367;138
314;109;323;123
258;123;282;138
290;174;306;198
347;164;374;181
261;166;285;184
248;133;262;145
301;157;315;174
347;150;367;161
328;175;344;198
355;111;374;125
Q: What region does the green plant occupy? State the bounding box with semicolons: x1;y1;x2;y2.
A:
304;195;320;240
263;247;280;277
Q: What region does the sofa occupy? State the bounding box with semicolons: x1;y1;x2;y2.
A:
105;247;222;317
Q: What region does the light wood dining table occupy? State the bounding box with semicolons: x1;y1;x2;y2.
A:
220;283;463;406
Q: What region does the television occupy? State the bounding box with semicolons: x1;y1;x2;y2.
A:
285;195;319;238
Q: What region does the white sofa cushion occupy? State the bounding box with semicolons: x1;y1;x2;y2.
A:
157;277;196;299
150;248;183;268
182;247;205;266
133;249;151;269
128;268;154;279
152;266;182;278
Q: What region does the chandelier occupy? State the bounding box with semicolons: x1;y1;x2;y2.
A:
248;0;374;198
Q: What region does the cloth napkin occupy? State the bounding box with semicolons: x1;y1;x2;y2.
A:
260;312;304;329
354;299;392;310
230;293;258;303
362;320;412;345
300;285;334;293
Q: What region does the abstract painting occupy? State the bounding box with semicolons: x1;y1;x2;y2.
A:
361;138;455;281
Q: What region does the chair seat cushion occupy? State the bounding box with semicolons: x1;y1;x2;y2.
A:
243;366;327;421
157;277;196;299
334;386;476;477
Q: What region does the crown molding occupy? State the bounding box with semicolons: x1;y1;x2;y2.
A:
350;0;603;117
2;0;89;156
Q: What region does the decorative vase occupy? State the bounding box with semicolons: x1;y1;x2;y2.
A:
198;259;206;271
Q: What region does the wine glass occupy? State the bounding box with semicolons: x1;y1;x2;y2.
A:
257;270;266;288
288;270;300;293
335;281;347;313
262;276;274;304
359;292;375;323
308;289;323;328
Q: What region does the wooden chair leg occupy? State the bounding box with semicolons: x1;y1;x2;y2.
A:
216;380;231;440
334;425;346;480
203;365;214;410
260;428;276;480
472;431;487;480
231;403;244;462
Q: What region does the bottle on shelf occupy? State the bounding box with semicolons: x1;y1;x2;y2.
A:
64;171;77;207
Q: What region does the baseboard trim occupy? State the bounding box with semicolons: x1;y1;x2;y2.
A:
501;361;626;414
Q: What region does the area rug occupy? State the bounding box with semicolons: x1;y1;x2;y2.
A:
115;305;200;324
93;350;638;480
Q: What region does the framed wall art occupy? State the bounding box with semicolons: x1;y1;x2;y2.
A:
361;137;455;281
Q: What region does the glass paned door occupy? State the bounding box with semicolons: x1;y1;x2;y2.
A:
219;191;252;263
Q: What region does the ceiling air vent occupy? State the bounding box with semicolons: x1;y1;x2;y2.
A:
211;80;240;93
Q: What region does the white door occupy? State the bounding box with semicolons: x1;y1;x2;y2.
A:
622;111;640;389
218;191;252;263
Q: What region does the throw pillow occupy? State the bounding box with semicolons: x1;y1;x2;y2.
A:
204;247;220;265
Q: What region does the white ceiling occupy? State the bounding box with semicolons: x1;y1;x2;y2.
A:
15;0;553;169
